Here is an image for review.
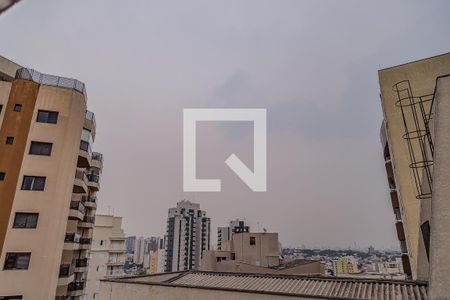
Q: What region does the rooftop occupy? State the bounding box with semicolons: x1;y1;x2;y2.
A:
104;271;428;300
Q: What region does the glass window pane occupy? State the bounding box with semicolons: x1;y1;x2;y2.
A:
33;177;46;191
21;176;34;190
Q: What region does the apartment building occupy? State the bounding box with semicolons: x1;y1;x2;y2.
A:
0;56;103;299
217;219;249;250
165;200;211;272
379;52;450;281
85;215;126;300
333;256;359;275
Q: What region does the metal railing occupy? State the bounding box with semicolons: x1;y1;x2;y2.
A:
92;152;103;162
16;68;86;99
75;258;88;268
82;195;97;204
70;201;86;214
83;216;95;224
80;237;92;245
65;233;81;243
59;263;74;277
68;281;85;291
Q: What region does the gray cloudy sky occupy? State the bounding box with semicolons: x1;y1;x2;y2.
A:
1;0;450;249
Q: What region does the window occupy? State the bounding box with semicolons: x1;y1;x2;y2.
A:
3;252;31;270
421;221;430;260
21;176;46;191
250;236;256;245
13;213;39;229
100;240;104;246
13;104;22;112
0;172;5;181
36;110;58;124
6;137;14;145
29;141;53;156
0;104;3;114
0;296;23;300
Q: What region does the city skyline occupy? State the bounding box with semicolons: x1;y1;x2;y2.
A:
2;0;450;250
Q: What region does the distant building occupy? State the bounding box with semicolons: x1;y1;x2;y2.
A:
133;236;145;265
217;219;249;250
85;214;126;300
333;256;359;275
125;236;136;254
165;200;211;272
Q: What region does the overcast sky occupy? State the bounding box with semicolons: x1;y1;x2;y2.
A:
1;0;450;249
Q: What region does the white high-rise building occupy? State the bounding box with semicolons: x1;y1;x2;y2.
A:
133;236;145;265
164;200;210;272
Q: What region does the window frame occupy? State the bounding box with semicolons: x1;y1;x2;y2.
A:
13;213;39;229
5;137;14;145
3;252;31;270
29;141;53;156
21;176;46;191
36;110;59;124
13;104;22;112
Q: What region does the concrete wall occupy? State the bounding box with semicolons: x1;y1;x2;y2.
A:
429;76;450;299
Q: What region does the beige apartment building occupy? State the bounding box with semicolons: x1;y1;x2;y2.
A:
0;56;103;299
201;232;324;276
85;214;126;300
379;52;450;281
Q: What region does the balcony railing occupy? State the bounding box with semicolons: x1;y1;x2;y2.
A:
80;237;92;245
82;195;97;204
59;264;74;277
75;258;88;268
68;281;85;292
83;216;95;224
87;174;100;184
65;233;81;243
92;152;103;162
70;201;85;214
75;169;88;182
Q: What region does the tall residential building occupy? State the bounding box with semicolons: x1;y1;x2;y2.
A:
217;219;249;250
125;236;136;254
0;57;103;299
133;236;145;265
164;200;211;272
85;214;126;300
379;52;450;281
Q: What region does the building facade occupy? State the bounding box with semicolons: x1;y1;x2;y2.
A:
125;236;136;254
217;219;249;250
165;200;211;272
0;58;103;299
85;215;126;300
379;52;450;280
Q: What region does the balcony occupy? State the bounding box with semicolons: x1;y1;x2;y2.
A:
69;201;85;220
58;264;75;286
79;215;95;229
64;233;81;251
87;173;100;192
78;140;92;168
74;258;89;273
84;110;96;139
92;152;103;169
73;169;88;194
68;281;85;297
80;237;92;250
82;195;97;209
